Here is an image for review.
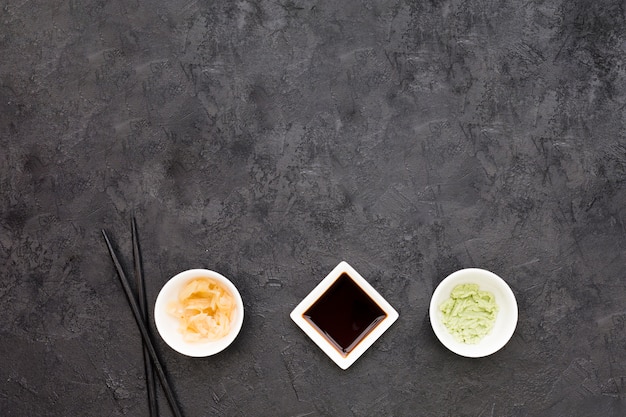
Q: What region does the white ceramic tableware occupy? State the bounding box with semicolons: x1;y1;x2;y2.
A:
429;268;517;358
154;269;244;357
291;261;399;370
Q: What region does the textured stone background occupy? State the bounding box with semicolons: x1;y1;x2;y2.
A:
1;0;626;415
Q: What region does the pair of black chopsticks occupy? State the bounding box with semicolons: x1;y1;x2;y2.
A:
102;217;183;417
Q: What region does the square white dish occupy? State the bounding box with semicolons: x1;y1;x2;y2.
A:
290;261;399;370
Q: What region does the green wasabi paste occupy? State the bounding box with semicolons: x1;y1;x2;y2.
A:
440;283;499;344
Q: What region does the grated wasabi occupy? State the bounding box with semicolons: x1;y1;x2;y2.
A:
440;283;499;344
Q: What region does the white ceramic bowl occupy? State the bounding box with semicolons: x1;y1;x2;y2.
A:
154;269;244;357
429;268;517;357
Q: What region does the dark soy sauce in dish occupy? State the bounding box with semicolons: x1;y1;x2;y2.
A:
303;273;387;356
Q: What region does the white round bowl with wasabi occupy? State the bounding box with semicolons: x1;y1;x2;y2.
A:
429;268;518;358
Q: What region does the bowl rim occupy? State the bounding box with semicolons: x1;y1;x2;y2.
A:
429;268;518;358
154;268;244;357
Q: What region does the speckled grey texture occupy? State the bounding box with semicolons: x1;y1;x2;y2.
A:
1;0;626;415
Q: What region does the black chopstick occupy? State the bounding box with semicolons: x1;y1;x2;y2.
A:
102;229;184;417
132;216;158;417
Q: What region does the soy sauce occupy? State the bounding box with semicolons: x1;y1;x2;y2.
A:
303;273;386;356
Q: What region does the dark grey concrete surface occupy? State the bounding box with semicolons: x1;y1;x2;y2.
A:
2;0;626;415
